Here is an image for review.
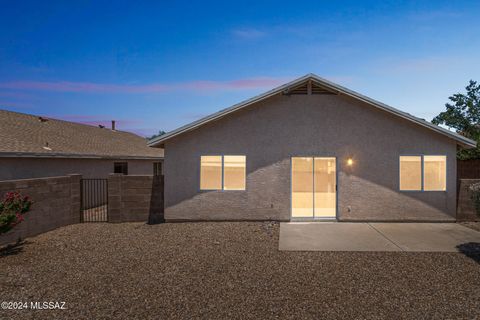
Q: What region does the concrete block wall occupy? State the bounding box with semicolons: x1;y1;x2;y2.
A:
0;174;81;245
457;179;480;221
108;174;163;223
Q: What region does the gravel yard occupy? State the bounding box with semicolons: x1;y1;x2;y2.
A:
1;222;480;319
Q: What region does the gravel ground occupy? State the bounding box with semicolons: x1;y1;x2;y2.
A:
1;222;480;319
461;221;480;232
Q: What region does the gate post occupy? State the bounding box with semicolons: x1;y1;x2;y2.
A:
108;173;122;223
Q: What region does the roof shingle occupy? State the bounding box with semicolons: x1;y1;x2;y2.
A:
0;110;163;159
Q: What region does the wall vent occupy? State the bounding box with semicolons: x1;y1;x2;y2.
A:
311;82;336;94
288;83;308;94
284;80;337;95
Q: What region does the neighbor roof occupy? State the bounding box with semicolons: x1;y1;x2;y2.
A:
148;73;476;148
0;110;163;159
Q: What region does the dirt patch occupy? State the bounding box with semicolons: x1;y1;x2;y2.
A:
1;222;479;319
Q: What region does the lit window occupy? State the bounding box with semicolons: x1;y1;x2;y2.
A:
424;156;446;191
399;155;446;191
223;156;246;190
200;156;222;190
400;156;422;191
200;155;246;190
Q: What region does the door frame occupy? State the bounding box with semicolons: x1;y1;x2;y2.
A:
290;156;338;221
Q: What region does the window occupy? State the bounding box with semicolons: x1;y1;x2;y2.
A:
424;156;446;191
400;156;422;190
153;162;162;176
399;155;446;191
114;162;128;175
200;156;222;190
223;155;246;190
200;155;246;190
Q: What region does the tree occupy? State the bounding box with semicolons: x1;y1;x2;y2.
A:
432;80;480;160
146;130;166;141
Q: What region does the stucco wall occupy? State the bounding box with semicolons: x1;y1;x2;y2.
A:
164;93;458;222
0;174;81;245
0;158;162;181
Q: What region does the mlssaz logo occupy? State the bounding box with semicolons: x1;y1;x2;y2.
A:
30;301;67;310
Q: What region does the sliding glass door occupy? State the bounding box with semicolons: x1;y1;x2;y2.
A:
291;157;336;219
291;157;314;218
314;157;336;218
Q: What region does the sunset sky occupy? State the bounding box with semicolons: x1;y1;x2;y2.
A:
1;0;479;136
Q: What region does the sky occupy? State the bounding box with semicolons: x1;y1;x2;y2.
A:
0;0;479;136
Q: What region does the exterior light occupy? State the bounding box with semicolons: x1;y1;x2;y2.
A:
347;158;353;166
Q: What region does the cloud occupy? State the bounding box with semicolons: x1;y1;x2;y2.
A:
374;55;473;75
183;77;290;90
0;81;169;94
408;10;462;21
231;28;267;40
0;77;289;94
36;113;157;136
45;114;143;128
388;57;447;72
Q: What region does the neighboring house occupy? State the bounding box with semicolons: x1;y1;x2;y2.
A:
0;110;164;180
149;74;476;222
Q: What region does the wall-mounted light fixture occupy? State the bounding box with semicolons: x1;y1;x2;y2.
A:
347;158;354;166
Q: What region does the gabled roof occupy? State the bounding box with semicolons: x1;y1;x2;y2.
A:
0;109;164;159
148;73;476;148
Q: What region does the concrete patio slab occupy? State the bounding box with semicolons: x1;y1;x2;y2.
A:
279;222;480;252
371;223;480;252
279;222;401;251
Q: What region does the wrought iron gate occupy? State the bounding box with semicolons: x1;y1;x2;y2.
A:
81;179;108;222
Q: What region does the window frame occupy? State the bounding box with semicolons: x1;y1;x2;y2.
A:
399;155;447;192
114;162;128;175
199;155;246;191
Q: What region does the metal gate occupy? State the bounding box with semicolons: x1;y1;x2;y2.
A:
81;179;108;222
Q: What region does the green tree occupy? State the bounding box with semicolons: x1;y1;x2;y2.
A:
432;80;480;160
146;130;166;141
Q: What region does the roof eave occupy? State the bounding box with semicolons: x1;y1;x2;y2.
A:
0;152;164;160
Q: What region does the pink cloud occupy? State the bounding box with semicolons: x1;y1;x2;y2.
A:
43;114;143;130
0;77;290;94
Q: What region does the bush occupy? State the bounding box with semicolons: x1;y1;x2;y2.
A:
469;182;480;216
0;192;32;235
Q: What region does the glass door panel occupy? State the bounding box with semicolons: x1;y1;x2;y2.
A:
314;157;336;218
291;157;314;218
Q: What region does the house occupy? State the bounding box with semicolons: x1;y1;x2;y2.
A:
0;110;164;181
148;74;476;222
